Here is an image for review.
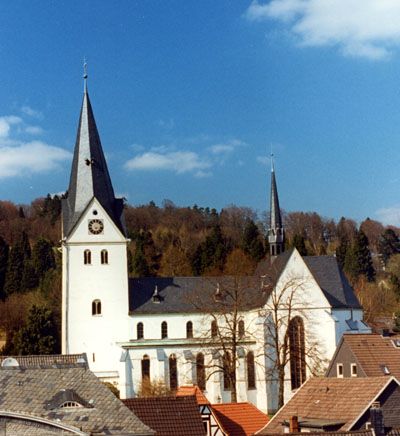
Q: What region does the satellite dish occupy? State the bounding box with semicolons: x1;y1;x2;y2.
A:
1;357;19;368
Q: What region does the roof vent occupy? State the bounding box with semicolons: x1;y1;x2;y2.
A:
392;339;400;348
380;365;391;375
214;283;222;302
152;285;162;303
1;357;19;368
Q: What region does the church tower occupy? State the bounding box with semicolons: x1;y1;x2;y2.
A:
61;71;130;379
267;159;285;257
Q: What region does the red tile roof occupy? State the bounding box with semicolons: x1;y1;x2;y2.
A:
176;385;210;405
211;402;269;436
123;395;205;436
257;377;396;434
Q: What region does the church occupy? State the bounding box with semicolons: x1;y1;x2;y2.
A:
61;78;370;414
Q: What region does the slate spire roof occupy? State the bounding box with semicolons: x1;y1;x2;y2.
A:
62;80;125;237
268;158;285;255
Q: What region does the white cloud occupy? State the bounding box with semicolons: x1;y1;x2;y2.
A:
0;141;71;179
21;105;43;119
376;205;400;226
209;144;235;154
0;116;22;138
125;151;211;175
25;125;44;135
245;0;400;60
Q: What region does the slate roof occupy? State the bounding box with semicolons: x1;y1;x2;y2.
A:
210;402;269;436
1;353;88;368
0;365;153;435
129;276;266;315
327;334;400;378
303;256;362;309
269;167;283;230
263;431;373;436
176;385;210;405
257;377;397;434
123;396;205;436
62;89;125;237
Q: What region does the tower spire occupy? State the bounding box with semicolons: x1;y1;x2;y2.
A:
62;76;125;238
268;155;285;257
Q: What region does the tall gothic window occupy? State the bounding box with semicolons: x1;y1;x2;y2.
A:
186;321;193;338
141;355;150;381
223;352;231;390
289;316;306;390
101;249;108;264
137;322;144;339
161;321;168;339
247;351;256;389
92;299;101;316
84;249;91;265
238;320;245;338
169;354;178;391
196;353;206;391
211;320;218;338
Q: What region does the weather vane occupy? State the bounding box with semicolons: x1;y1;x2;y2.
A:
83;57;88;92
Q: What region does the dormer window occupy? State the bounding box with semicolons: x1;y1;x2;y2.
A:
84;249;91;265
45;389;93;411
60;401;83;408
337;363;343;378
351;363;357;377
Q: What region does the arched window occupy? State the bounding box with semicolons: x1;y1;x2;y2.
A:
161;321;168;339
137;322;144;339
169;354;178;391
196;353;206;391
92;299;101;316
247;351;256;389
211;320;218;338
186;321;193;338
289;316;306;390
223;352;231;390
238;320;245;338
101;249;108;264
141;355;150;381
84;249;91;265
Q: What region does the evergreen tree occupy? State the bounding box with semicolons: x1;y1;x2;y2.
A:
32;238;56;279
0;237;9;300
378;228;400;265
132;244;150;277
18;206;25;218
242;220;265;262
291;234;308;256
344;230;375;282
335;235;349;269
11;305;58;355
21;260;39;290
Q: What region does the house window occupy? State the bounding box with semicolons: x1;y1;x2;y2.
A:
169;354;178;391
247;351;256;389
60;401;82;409
211;320;218;338
161;321;168;339
101;249;108;264
92;299;101;316
84;249;91;265
196;353;206;391
137;322;144;339
289;316;306;390
223;352;231;390
337;363;343;378
141;355;150;381
351;363;357;377
238;320;245;338
186;321;193;338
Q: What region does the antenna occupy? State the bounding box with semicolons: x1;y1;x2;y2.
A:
83;57;88;92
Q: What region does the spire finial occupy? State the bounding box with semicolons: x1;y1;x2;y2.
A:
270;144;274;172
83;58;88;93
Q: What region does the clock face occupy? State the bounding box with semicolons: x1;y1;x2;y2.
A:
88;219;104;235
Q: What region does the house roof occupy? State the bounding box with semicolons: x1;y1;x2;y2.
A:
0;364;153;435
1;353;88;368
210;402;269;436
123;396;205;436
263;431;373;436
62;89;125;238
129;276;266;315
175;385;210;405
256;377;397;434
327;333;400;378
303;256;362;309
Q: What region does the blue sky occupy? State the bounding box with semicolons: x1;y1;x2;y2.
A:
1;1;400;225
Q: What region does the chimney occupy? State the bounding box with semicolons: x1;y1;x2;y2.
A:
370;401;385;436
289;416;299;433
